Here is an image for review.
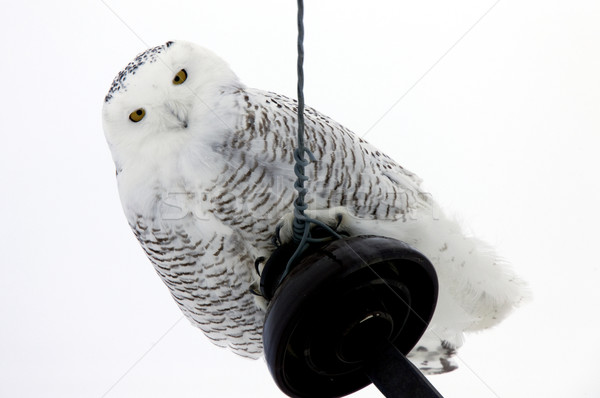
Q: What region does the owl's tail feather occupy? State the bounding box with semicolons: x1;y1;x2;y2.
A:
345;209;530;348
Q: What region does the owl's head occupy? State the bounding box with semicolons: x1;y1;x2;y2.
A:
102;41;240;172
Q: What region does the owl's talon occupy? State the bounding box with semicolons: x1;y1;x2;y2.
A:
254;256;266;276
271;221;283;247
249;286;262;296
272;224;283;247
335;213;344;230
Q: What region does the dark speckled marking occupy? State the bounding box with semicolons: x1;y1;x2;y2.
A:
104;41;174;103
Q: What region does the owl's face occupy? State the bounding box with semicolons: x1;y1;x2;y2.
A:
102;41;239;171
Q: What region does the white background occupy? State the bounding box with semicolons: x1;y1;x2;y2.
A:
1;1;599;397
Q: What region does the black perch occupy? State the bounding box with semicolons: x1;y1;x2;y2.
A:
261;235;445;398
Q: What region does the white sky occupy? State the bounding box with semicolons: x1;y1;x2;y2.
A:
1;0;599;397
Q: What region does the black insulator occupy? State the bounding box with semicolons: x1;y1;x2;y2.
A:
262;235;441;398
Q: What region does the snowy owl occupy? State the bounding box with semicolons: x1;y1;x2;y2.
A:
102;41;528;373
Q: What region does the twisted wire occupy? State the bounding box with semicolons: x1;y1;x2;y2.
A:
291;0;313;243
277;0;342;283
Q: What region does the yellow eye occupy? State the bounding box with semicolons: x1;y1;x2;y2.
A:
129;108;146;122
173;69;187;85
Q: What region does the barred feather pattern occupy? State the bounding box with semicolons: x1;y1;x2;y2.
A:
124;88;431;358
103;41;527;370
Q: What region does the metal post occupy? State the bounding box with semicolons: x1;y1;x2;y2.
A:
366;341;444;398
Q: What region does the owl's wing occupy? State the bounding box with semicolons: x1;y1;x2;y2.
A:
236;88;433;222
